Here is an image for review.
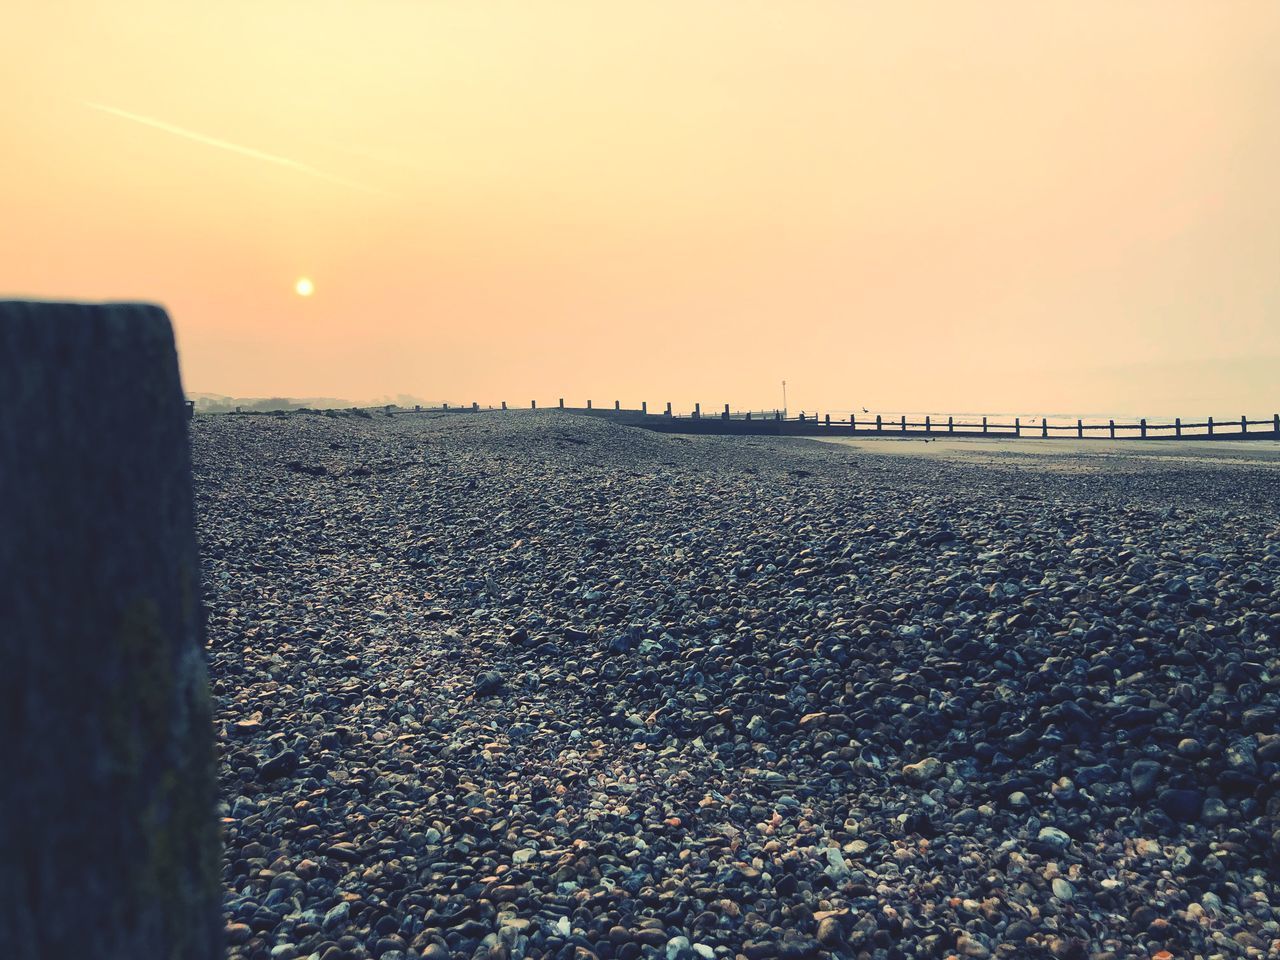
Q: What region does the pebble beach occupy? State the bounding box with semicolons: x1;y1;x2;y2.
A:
194;411;1280;960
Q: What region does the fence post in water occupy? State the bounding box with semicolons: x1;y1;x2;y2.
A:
851;414;857;431
925;415;931;434
1274;413;1279;437
948;416;954;433
472;402;479;412
1175;417;1181;437
876;414;883;432
901;414;907;433
443;403;449;411
501;401;507;411
531;400;537;409
825;413;830;426
615;400;620;410
1041;418;1048;438
746;411;752;421
666;402;672;416
586;399;592;410
694;403;701;419
1208;416;1214;437
415;404;421;412
1140;418;1148;438
1242;415;1248;436
559;398;564;409
1109;419;1115;439
1077;419;1083;438
641;401;647;414
1015;417;1021;437
0;300;222;959
724;403;730;419
982;416;988;435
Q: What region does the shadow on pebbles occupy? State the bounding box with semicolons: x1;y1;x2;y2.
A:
193;411;1280;960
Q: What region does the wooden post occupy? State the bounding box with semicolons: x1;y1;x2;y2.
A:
1175;417;1181;437
666;402;672;416
799;412;805;422
641;401;647;414
1241;415;1248;435
559;398;564;409
586;399;592;410
948;415;954;434
501;401;507;410
1041;417;1048;438
925;415;931;434
0;300;222;960
876;414;882;432
1208;416;1214;436
982;416;988;435
472;402;478;412
694;403;701;418
615;400;620;410
1140;418;1147;438
1109;418;1115;439
825;413;830;426
724;403;730;419
443;403;449;411
851;414;857;431
1077;419;1083;438
1274;413;1279;437
901;414;906;433
1015;417;1021;437
746;411;752;421
415;404;421;412
531;400;537;409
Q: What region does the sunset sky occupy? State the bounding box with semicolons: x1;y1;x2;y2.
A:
4;2;1278;415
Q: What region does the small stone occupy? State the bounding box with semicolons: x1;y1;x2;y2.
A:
1051;877;1074;901
902;757;942;784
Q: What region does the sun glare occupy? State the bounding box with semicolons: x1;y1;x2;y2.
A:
295;277;314;297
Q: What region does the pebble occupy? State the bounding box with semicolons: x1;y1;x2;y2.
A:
193;412;1280;960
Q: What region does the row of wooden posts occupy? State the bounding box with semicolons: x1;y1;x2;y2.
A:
410;401;1280;439
208;399;1280;438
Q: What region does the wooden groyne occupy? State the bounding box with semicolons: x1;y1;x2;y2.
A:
308;401;1280;441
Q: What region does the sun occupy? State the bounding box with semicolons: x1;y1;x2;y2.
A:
295;277;314;297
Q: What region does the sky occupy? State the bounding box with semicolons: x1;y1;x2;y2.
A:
3;1;1279;416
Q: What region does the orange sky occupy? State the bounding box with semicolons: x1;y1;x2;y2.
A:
4;2;1279;415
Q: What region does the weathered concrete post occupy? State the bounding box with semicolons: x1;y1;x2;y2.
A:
0;301;221;959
